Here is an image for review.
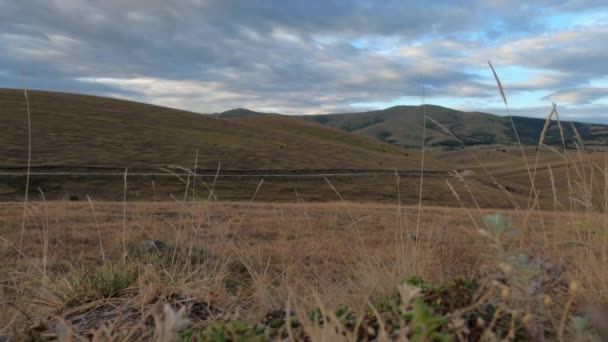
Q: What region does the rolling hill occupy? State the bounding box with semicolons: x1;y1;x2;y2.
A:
299;105;608;148
0;89;433;172
217;105;608;208
4;89;481;204
3;89;579;207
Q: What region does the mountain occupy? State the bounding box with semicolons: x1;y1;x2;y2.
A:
0;89;433;171
215;108;270;118
299;105;608;148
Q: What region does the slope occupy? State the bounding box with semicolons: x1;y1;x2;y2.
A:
1;89;530;207
0;89;432;172
301;105;608;148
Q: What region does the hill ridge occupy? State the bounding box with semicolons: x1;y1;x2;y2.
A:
0;88;434;171
298;106;608;148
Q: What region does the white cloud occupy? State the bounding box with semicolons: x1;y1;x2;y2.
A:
1;0;608;121
545;87;608;104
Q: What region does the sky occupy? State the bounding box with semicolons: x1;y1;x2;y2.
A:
1;0;608;123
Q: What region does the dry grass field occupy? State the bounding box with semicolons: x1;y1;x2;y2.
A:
1;185;607;340
4;0;608;339
2;90;608;341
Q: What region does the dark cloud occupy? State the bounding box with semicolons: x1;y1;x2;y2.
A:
0;0;607;119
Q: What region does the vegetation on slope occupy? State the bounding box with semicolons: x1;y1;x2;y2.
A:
0;89;431;171
299;105;608;148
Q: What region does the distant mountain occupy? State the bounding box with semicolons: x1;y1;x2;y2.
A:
299;105;608;148
215;108;270;118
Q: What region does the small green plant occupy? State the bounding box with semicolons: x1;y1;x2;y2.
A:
256;309;302;339
403;299;452;342
482;212;511;237
55;262;138;308
335;305;357;329
570;315;602;340
404;276;476;314
182;321;266;342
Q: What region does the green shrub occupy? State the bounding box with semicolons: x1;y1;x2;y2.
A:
55;262;138;308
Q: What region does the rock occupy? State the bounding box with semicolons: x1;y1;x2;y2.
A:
408;232;418;242
143;240;167;252
459;169;476;177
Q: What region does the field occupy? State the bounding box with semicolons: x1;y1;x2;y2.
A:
2;90;608;341
2;173;608;340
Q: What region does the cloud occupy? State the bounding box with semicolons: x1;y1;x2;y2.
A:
491;26;608;77
0;0;607;120
544;87;608;104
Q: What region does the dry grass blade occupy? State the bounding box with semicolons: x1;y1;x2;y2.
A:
153;304;190;342
415;99;427;247
488;61;536;208
87;195;106;262
426;115;519;210
488;61;507;106
18;88;32;254
122;168;128;262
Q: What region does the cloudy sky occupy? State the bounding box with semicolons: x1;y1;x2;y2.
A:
1;1;607;122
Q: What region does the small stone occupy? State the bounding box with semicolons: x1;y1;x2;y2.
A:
143;240;166;252
408;232;418;241
460;169;476;177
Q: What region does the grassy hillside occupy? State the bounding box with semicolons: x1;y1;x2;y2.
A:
300;105;608;148
5;89;492;204
225;113;418;161
0;89;432;171
3;89;579;207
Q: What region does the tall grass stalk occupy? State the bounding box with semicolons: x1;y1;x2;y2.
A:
122;167;128;262
488;61;537;205
415;94;427;263
18;89;32;254
38;189;50;278
87;195;106;262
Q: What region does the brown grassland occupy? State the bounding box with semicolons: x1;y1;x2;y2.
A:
2;160;608;341
2;88;608;341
